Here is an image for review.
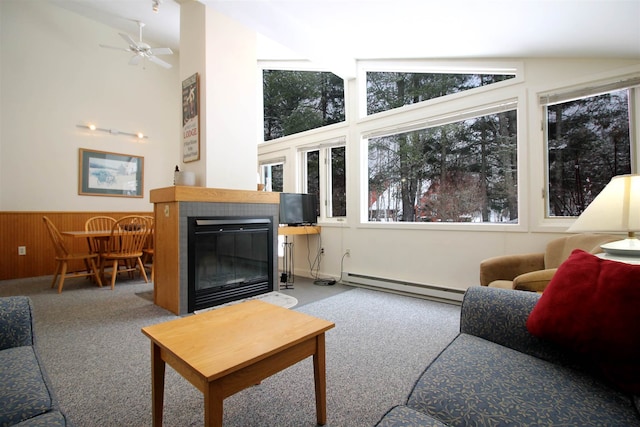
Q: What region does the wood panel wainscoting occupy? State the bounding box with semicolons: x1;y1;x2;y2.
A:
0;212;153;281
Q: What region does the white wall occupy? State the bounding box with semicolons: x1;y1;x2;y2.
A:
178;2;258;191
0;1;180;211
203;7;258;190
259;57;640;291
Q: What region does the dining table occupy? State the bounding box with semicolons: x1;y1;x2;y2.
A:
61;229;151;257
61;228;152;284
61;229;114;254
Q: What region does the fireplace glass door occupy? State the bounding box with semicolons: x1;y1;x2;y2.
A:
188;217;273;312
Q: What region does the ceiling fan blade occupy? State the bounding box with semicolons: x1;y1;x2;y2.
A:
99;44;130;52
119;32;138;48
149;47;173;56
148;55;172;69
129;55;142;66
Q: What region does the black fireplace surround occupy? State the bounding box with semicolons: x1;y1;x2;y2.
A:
187;216;274;312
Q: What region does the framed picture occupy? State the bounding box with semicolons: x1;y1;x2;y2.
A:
182;72;200;162
78;149;144;198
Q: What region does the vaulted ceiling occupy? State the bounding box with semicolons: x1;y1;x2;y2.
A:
51;0;640;77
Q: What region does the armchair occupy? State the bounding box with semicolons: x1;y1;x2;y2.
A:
479;233;619;292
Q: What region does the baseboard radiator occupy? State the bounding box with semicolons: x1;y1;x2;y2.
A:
341;272;465;305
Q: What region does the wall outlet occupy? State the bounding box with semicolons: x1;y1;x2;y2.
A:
18;246;26;256
345;249;351;257
320;247;325;255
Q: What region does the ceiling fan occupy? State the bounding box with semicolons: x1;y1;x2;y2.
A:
100;21;173;69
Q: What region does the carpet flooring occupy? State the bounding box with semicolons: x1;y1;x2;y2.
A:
0;275;461;426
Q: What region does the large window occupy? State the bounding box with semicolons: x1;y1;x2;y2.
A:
368;108;517;223
263;70;345;141
367;72;515;115
544;85;635;217
303;145;347;219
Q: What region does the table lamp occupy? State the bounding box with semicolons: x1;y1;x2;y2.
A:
567;174;640;256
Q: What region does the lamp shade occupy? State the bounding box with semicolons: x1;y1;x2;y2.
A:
567;174;640;233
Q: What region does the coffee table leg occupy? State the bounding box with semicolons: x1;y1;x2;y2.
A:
151;342;165;427
313;333;327;426
204;382;224;427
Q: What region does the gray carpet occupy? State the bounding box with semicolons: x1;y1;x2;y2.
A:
0;276;461;426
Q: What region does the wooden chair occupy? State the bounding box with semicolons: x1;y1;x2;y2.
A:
141;216;155;282
84;216;116;255
42;216;103;293
100;216;152;289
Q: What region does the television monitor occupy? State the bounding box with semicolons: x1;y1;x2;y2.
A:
279;193;318;226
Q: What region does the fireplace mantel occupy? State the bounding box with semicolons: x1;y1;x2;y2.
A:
150;186;280;204
150;186;280;315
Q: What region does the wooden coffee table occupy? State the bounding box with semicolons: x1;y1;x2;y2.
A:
141;300;335;427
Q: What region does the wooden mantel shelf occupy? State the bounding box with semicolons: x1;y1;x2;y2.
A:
150;186;280;204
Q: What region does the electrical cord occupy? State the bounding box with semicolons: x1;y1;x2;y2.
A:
338;251;348;283
306;232;337;286
306;232;322;279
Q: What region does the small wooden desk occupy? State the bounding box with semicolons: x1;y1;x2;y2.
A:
141;300;335;427
277;226;321;289
277;225;321;236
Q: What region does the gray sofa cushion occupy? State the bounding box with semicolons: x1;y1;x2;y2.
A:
13;411;67;427
376;405;448;427
0;346;53;426
407;333;640;426
0;297;34;350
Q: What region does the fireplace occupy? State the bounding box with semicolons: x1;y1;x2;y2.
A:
187;217;274;312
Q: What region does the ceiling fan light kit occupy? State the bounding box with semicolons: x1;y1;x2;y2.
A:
99;20;173;69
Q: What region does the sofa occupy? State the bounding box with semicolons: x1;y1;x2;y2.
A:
479;233;618;291
375;284;640;426
0;296;71;426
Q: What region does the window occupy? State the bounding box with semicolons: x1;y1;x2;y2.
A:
262;70;345;141
368;108;517;223
305;150;320;215
367;72;515;115
329;147;346;217
303;144;347;220
261;161;284;192
543;83;636;217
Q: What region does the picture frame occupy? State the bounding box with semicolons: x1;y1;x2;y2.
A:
78;149;144;198
182;72;200;163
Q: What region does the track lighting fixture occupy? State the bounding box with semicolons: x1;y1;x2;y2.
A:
77;124;149;140
152;0;161;13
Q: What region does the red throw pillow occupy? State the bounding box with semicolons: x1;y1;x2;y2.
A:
526;249;640;393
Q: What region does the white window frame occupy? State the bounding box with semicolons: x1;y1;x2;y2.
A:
259;158;285;192
299;137;347;223
357;60;524;119
355;60;527;231
530;67;640;232
258;61;349;144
